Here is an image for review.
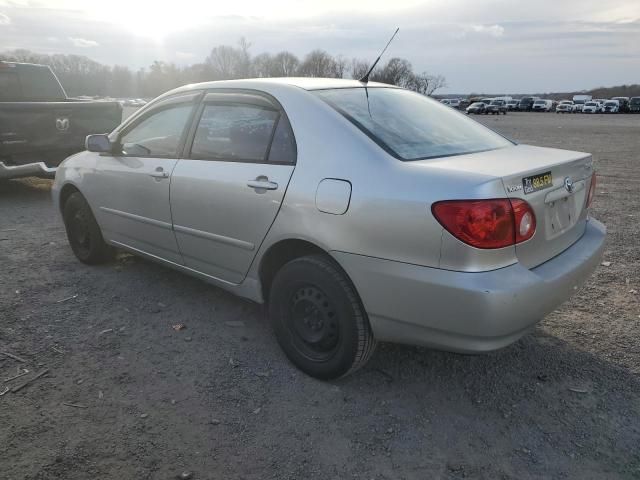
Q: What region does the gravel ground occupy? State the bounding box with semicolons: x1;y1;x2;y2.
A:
0;112;639;480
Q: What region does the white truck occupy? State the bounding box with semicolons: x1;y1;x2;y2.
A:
572;94;592;113
532;99;553;112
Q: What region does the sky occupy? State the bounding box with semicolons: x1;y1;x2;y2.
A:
0;0;639;93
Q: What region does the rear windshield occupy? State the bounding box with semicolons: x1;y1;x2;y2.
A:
534;100;546;104
313;88;512;161
631;98;640;105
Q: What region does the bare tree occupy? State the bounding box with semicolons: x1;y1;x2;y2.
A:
251;52;274;78
272;51;300;77
349;58;370;80
1;45;449;98
298;50;340;78
333;55;348;79
374;57;414;87
205;38;251;80
412;73;447;95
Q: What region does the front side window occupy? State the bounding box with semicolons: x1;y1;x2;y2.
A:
314;87;512;161
120;104;193;157
190;103;280;162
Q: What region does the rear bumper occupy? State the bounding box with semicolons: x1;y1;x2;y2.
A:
333;219;606;353
0;161;57;180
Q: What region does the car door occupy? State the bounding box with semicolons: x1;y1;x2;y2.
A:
91;92;200;264
170;91;297;284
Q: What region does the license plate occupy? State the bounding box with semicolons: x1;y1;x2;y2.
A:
523;171;553;194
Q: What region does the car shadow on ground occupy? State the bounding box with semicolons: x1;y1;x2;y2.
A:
0;178;53;201
118;254;640;476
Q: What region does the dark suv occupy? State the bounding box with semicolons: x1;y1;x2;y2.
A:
485;100;508;115
517;97;537;111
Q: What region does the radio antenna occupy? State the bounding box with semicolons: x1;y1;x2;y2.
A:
359;27;400;83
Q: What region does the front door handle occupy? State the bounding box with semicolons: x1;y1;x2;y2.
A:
149;167;169;179
247;178;278;190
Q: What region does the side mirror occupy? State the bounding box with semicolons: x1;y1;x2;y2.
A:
85;134;112;153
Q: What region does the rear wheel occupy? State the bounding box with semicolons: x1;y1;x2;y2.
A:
62;192;113;264
269;254;376;379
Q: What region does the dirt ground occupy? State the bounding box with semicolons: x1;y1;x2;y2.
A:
1;112;639;480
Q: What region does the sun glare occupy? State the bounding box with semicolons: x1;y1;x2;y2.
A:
46;0;428;40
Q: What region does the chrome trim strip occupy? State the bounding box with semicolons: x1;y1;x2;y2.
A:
173;224;255;251
99;207;173;230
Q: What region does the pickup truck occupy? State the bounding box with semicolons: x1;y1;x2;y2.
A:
0;61;122;179
485;99;508;115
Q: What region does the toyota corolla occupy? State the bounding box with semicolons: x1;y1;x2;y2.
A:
52;78;606;379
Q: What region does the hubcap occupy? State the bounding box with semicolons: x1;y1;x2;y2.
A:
288;285;339;361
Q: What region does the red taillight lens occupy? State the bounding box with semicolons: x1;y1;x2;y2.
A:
586;174;596;208
432;199;536;249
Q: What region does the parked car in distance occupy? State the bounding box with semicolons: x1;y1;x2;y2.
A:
572;94;592;113
611;97;629;113
630;96;640;113
593;99;607;111
506;99;519;111
603;100;619;113
517;96;537;111
485;99;508;115
440;98;461;109
466;102;487;114
556;100;574;113
52;77;605;379
458;99;471;110
582;101;601;114
0;61;122;180
532;99;553;112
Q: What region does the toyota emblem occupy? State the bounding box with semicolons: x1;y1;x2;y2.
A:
564;176;574;193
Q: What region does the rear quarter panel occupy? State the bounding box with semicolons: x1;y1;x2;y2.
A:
244;85;511;281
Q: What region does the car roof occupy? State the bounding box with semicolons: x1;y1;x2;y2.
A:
171;77;392;94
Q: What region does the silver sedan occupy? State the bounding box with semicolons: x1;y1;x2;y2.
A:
52;78;606;379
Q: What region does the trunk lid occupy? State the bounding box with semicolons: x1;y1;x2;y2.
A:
423;144;594;268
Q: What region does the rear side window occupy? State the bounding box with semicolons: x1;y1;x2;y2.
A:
314;88;512;161
18;66;66;101
0;72;22;101
190;104;280;162
268;115;296;164
120;104;193;157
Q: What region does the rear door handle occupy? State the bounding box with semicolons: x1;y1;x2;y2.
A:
247;179;278;190
149;167;169;179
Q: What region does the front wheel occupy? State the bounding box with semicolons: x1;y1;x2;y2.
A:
62;192;113;264
269;255;376;379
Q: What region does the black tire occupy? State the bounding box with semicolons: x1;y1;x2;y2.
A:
62;192;113;264
268;254;376;379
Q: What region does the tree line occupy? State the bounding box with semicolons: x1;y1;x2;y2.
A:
0;39;446;98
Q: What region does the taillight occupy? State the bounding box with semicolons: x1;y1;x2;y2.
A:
586;174;596;208
511;198;536;243
432;199;536;249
